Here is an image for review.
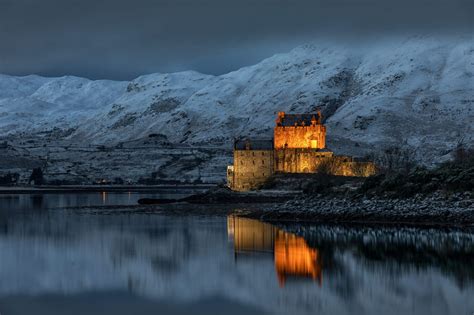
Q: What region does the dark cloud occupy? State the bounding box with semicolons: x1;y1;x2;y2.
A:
0;0;472;79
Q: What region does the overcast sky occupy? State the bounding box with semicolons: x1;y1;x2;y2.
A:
0;0;472;80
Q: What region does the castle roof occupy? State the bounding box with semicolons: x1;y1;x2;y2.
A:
234;138;274;150
277;113;322;127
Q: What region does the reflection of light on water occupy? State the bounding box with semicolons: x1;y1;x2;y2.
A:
227;217;235;242
227;215;275;254
274;231;322;287
227;215;322;287
101;191;107;204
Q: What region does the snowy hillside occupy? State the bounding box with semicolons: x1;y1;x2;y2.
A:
2;36;474;152
0;35;473;182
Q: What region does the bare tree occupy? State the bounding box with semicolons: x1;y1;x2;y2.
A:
316;158;336;175
351;162;377;177
371;146;417;174
453;145;474;165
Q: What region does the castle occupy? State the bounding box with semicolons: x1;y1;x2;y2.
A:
227;111;376;191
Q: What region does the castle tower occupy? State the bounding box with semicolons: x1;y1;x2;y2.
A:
274;112;326;149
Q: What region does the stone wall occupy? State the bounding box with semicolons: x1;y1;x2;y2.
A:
312;156;377;177
336;161;377;177
274;125;326;149
275;149;334;173
228;149;274;191
275;150;376;177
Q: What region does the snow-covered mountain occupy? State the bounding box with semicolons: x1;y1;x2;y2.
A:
0;35;473;181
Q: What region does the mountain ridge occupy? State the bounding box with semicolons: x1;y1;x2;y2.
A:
0;36;473;167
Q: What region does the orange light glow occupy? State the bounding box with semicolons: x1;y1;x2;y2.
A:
227;215;322;287
274;112;326;150
274;231;322;287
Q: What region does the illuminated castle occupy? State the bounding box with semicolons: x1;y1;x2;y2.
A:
274;111;326;150
227;111;376;191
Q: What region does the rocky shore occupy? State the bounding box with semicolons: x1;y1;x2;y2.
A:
239;191;474;227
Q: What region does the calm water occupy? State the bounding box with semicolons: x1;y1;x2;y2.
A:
0;193;473;315
0;191;193;211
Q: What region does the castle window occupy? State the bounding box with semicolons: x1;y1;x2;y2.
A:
262;160;265;165
252;152;255;156
252;160;255;165
241;160;243;165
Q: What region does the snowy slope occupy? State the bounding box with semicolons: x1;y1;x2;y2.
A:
0;36;473;163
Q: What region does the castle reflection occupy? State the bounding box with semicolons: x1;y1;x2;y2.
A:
227;215;322;287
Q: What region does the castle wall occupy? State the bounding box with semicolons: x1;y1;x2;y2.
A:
275;149;376;177
274;125;326;150
338;161;377;177
275;149;334;173
228;149;274;191
228;148;376;191
307;156;377;177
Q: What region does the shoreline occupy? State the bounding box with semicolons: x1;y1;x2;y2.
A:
0;184;216;194
137;188;302;204
4;185;473;228
235;192;474;228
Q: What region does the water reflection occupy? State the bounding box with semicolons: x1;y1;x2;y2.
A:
0;191;193;210
274;230;322;286
227;216;322;286
0;196;473;315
